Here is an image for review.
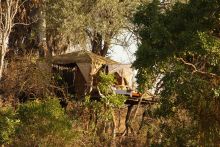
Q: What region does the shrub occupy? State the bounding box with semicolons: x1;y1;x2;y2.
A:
13;99;77;146
0;107;19;145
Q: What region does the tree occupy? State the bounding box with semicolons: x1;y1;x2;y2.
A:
8;0;49;58
46;0;148;56
133;0;220;145
85;72;127;145
0;0;20;79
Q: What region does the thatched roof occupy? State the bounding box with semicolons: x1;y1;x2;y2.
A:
52;50;117;65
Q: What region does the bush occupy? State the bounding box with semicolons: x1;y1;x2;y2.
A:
1;55;57;103
13;99;77;146
0;107;19;145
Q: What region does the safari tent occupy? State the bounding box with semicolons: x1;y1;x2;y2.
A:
51;50;134;99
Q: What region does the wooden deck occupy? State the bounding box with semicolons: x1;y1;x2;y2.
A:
125;96;158;105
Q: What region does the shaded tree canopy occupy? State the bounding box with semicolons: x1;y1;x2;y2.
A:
133;0;220;145
8;0;149;57
46;0;148;56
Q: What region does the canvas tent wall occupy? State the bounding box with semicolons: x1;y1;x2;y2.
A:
108;64;134;89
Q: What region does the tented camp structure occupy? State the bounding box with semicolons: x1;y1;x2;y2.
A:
51;50;154;104
52;50;133;99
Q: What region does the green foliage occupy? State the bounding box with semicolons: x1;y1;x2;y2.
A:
98;72;115;95
14;99;76;146
104;94;127;108
98;72;127;108
0;107;19;145
134;0;220;145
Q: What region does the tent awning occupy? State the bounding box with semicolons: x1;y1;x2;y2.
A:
51;50;117;65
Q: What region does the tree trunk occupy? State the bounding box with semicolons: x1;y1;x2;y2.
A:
37;0;48;58
111;110;116;138
145;130;151;147
46;33;53;57
100;39;110;56
118;110;121;131
0;34;6;79
111;110;117;147
0;45;6;79
0;0;20;80
91;32;102;55
91;32;112;57
138;109;148;133
122;104;134;136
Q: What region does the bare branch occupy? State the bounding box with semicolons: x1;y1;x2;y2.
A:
13;18;39;27
18;0;28;9
177;57;220;78
11;0;19;19
177;57;197;71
